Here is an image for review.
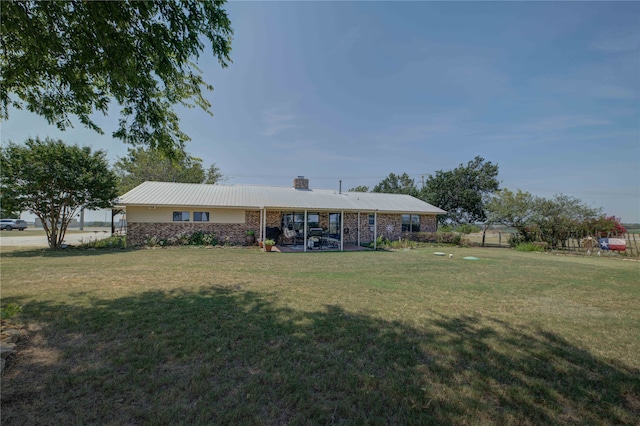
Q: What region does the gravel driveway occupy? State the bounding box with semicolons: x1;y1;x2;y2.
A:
0;228;113;248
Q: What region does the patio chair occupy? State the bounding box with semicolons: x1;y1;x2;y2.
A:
282;227;301;246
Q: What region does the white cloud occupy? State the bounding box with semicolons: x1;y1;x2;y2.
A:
262;106;296;137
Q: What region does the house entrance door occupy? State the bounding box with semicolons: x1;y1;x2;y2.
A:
329;213;341;237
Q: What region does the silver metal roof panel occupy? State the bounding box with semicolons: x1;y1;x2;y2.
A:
116;181;446;214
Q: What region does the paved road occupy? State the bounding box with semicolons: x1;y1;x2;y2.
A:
0;228;114;248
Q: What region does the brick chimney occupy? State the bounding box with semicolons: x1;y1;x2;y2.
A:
293;176;309;190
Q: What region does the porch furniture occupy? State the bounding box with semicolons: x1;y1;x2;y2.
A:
266;227;282;245
282;227;302;246
308;228;326;250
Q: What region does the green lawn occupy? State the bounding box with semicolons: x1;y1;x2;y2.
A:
1;246;639;425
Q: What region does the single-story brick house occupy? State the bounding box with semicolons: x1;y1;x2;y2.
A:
116;177;446;251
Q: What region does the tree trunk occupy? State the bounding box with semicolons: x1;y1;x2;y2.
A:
481;223;489;247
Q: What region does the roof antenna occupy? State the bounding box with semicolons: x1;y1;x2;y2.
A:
339;180;342;194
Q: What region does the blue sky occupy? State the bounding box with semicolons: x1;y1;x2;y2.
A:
2;1;639;222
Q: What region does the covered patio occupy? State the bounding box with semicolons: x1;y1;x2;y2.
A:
267;242;372;253
257;208;381;253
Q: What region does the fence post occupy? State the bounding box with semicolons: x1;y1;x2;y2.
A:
629;233;639;257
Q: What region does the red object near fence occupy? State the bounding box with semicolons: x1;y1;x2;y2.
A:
598;238;626;251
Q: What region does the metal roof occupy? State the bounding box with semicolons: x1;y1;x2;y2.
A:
116;181;446;214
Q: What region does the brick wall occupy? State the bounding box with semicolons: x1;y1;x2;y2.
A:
127;209;439;246
128;210;262;246
421;214;438;232
342;213;437;243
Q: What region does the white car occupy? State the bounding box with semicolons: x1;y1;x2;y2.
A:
0;219;28;231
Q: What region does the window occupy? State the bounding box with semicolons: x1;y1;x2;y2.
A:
411;214;420;232
369;214;375;225
329;213;341;235
193;212;210;222
173;211;189;222
306;213;320;229
282;212;319;231
402;214;420;232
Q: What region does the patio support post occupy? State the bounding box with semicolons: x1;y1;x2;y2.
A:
357;212;361;247
374;210;378;250
340;210;344;251
258;207;263;242
261;207;266;252
304;210;308;252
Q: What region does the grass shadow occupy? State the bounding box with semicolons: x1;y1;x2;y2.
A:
2;288;638;424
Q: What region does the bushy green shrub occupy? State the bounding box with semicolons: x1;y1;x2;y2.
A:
201;232;217;246
384;239;417;250
176;231;191;245
143;231;217;247
81;235;126;249
515;242;546;252
453;224;481;234
366;235;389;249
144;235;161;247
189;230;206;245
508;233;536;248
404;232;461;245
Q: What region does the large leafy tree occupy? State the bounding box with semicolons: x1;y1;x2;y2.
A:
0;204;20;219
114;147;225;194
485;189;607;248
485;188;538;241
372;173;418;196
1;1;233;155
422;156;499;225
1;138;118;249
532;194;601;248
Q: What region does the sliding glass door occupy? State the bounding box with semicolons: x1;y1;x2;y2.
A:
328;213;341;236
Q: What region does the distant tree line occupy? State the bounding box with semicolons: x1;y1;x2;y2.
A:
1;138;625;252
349;156;500;226
349;156;626;249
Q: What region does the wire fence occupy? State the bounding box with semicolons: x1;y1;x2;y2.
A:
466;231;640;257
